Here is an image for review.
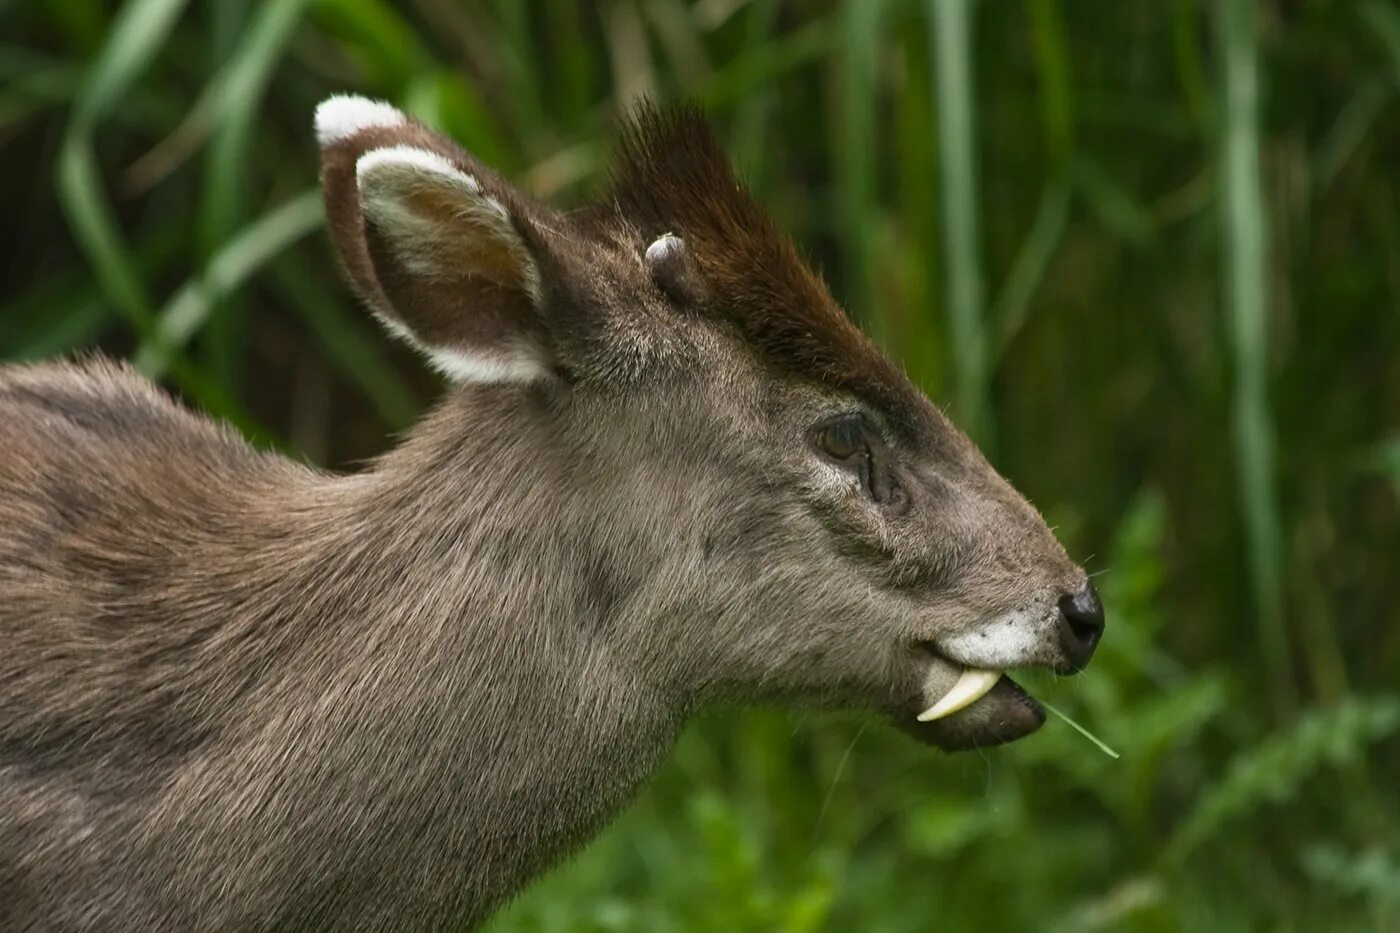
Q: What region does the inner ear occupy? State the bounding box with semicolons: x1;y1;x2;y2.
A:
355;146;549;380
357;146;540;302
362;218;548;384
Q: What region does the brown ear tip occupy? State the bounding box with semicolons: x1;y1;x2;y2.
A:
315;95;408;148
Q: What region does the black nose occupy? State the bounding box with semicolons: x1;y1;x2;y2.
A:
1056;583;1105;671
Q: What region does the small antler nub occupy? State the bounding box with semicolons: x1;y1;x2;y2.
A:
645;234;706;306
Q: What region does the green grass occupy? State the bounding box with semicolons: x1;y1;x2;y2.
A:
2;1;1397;929
1220;0;1288;715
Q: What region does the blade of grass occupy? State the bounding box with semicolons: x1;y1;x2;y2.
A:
53;0;257;429
31;0;107;50
135;190;323;377
405;71;512;172
199;0;253;395
928;0;988;442
271;259;419;430
1219;0;1289;713
123;0;311;192
56;138;153;332
0;41;176;131
891;15;943;391
0;56;82;127
1027;0;1074;176
698;18;835;110
67;0;186;126
199;0;313;392
1171;0;1213;133
1041;700;1121;759
308;0;428;88
2;273;112;359
545;0;598;135
493;0;548;132
644;0;712;89
2;218;184;358
57;0;187;339
837;0;885;338
987;0;1073;357
1072;156;1156;243
726;0;784;186
1313;78;1391;191
603;0;656;111
9;300;110;360
1360;0;1400;80
1312;0;1400;190
994;181;1071;353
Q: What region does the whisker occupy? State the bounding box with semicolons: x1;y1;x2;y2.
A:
790;712;809;738
813;724;866;840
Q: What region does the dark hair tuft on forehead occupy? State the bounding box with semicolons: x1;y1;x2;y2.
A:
603;103;924;432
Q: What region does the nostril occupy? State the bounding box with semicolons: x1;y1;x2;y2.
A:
1057;584;1105;668
1064;605;1103;646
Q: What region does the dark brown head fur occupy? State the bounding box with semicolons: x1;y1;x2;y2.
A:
602;105;925;433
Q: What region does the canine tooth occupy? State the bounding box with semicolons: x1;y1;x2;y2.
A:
917;668;1001;722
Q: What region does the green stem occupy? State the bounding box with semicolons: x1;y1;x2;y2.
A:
929;0;988;443
1219;0;1289;713
839;0;885;339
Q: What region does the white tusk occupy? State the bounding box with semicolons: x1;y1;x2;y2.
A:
917;668;1001;722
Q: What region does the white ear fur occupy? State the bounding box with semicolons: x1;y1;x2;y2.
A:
353;144;548;385
314;95;407;146
417;346;551;384
371;313;549;385
356;145;478;192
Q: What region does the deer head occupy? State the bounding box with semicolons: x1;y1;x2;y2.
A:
315;96;1103;752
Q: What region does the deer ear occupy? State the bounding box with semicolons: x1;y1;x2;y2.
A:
315;95;550;384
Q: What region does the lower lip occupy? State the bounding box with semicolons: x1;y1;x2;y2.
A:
999;676;1044;717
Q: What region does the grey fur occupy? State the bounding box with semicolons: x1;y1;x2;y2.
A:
0;102;1097;931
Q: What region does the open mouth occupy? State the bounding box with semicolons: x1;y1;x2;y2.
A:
894;652;1048;751
916;667;1009;722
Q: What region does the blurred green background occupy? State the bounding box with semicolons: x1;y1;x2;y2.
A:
3;0;1398;929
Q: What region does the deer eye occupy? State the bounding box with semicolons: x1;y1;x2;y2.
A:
812;415;903;507
815;417;868;461
814;415;875;496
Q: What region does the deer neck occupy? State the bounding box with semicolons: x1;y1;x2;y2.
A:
218;388;686;922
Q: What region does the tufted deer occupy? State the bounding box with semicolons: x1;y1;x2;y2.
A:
0;97;1104;930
